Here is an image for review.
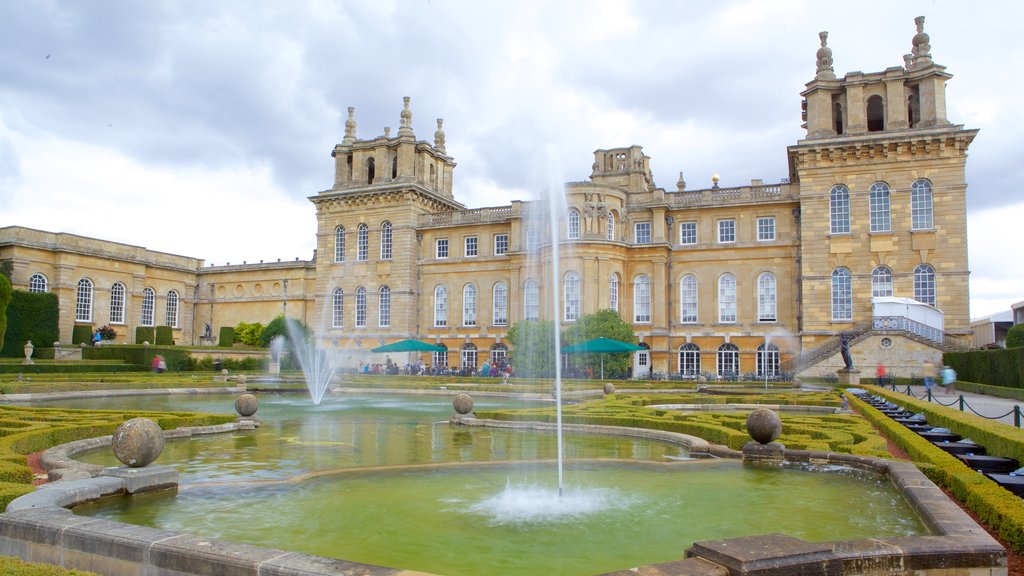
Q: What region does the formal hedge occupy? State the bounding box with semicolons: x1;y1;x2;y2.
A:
82;345;192;371
71;325;93;346
155;326;173;346
0;556;99;575
218;326;235;347
1;291;60;358
0;363;134;375
945;347;1024;389
135;326;155;345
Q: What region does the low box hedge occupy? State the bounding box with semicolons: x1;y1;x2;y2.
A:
71;325;92;346
155;326;173;346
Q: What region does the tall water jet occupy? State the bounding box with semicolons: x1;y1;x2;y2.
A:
285;317;340;405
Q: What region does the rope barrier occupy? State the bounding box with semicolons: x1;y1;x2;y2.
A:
883;381;1022;428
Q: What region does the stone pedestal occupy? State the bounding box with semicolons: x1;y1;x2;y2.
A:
837;368;861;386
99;464;178;494
268;362;280;376
742;441;785;463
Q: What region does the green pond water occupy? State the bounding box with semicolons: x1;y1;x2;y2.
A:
38;393;929;576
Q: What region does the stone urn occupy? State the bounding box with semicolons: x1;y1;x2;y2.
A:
112;418;165;468
22;341;34;365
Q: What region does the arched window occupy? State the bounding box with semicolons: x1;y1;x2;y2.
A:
911;179;933;230
607;211;616;240
633;275;651;323
866;95;884;132
833;102;843;135
830;185;850;234
564;271;580;321
907;87;921;128
110;282;126;324
524;279;539;320
463;284;477;326
718;274;736;323
717;343;740;378
366;157;375;184
461;343;478;370
679;343;701;376
334;225;345;263
332;288;344;328
757;273;776;322
391;155;398;180
567;209;580;240
493;282;508;326
165;290;179;328
355;286;367;327
831;268;853;321
380;221;392;260
872;266;893;298
869;182;891;232
75;278;93;322
756;343;780;377
609;273;620;312
490;343;508;366
434;285;448;327
433;343;448;368
141;287;155;327
357;224;369;261
28;273;48;293
379;285;391;327
914;264;936;306
680;274;698;323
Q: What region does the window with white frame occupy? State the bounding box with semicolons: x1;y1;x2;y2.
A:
679;343;701;376
872;266;893;298
757;272;777;322
165;290;179;328
830;185;851;234
564;271;580;321
526;226;540;251
464;236;478;257
141;287;155;326
680;274;698;323
831;268;853;320
493;282;508;326
914;264;936;306
379;285;391;327
717;343;740;378
380;222;392;260
463;284;477;326
357;224;368;261
718;274;737;323
524;279;539;320
568;210;580;240
461;343;478;369
756;217;775;241
911;179;934;230
756;343;780;376
433;344;448;368
28;273;48;293
679;221;697;245
110;282;126;324
355;287;367;327
494;234;508;255
334;226;345;262
869;182;891;232
434;285;448;327
717;219;736;243
490;343;508;365
332;288;344;327
75;278;93;322
634;275;651;323
436;238;449;259
609;274;619;312
634;222;651;244
607;211;616;240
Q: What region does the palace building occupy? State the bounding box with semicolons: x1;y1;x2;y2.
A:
0;17;976;378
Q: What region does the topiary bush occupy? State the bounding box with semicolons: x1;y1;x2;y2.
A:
71;325;92;346
1008;324;1024;349
135;326;155;345
0;291;59;357
218;326;235;347
154;326;173;345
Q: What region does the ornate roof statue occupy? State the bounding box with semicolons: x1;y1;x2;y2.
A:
815;31;835;80
399;96;414;137
676;171;686;192
434;118;446;153
343;107;357;145
911;16;932;67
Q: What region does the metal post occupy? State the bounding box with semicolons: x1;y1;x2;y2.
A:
1015;406;1021;429
927;388;932;402
958;395;965;412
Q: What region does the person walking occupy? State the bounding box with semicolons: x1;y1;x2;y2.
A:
876;363;887;386
941;365;957;395
922;360;937;395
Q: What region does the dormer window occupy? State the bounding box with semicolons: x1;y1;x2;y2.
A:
867;95;885;132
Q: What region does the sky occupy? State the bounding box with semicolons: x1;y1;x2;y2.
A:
1;1;1021;319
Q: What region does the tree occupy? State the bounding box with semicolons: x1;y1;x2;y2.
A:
507;319;557;377
259;315;310;348
0;274;11;352
234;321;265;347
1007;324;1024;349
562;309;637;378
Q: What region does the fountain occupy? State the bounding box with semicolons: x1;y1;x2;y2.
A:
284;317;340;405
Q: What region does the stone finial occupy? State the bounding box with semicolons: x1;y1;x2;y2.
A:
911;16;932;67
676;171;686;192
384;126;392;138
434;118;446;153
343;107;357;145
815;31;834;79
399;96;414;136
903;53;913;70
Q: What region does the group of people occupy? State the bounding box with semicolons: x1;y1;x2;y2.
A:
922;360;957;395
150;354;167;373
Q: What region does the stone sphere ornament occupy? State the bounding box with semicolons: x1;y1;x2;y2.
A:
235;393;259;417
111;418;165;468
603;383;615;395
746;408;783;445
453;393;474;415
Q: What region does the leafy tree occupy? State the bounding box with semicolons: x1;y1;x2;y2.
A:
507;319;557;377
234;322;265;347
562;309;637;378
0;274;11;352
1007;324;1024;349
259;315;310;348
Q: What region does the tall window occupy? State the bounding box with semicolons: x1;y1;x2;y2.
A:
869;182;891;232
433;344;448;368
609;273;619;312
75;278;93;322
911;179;934;230
757;272;777;322
524;279;539;320
357;224;369;261
379;285;391;327
831;267;853;321
332;288;344;328
355;287;367;327
380;221;392;260
872;266;893;298
490;343;508;365
680;274;698;323
28;273;48;293
463;284;477;326
461;343;478;370
464;236;478;257
434;286;448;327
718;219;736;243
607;211;616;240
564;271;580;321
718;274;736;323
334;225;346;262
680;221;697;245
436;238;449;259
830;185;851;234
633;275;651;323
717;343;740;378
756;343;780;377
634;222;651;244
568;209;580;240
756;217;775;241
110;282;126;324
914;264;936;306
165;290;179;328
679;343;701;376
141;287;155;326
493;282;508;326
526;226;540;251
494;234;508;255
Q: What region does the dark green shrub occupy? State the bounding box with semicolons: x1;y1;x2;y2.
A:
234;322;264;346
135;326;155;344
946;347;1024;389
1008;324;1024;349
155;326;173;345
218;326;235;347
71;325;92;345
83;345;193;371
260;315;309;348
1;291;59;357
0;274;10;353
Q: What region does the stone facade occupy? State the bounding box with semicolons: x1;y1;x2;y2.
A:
0;17;975;377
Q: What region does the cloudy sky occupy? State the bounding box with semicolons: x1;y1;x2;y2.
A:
1;1;1021;319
